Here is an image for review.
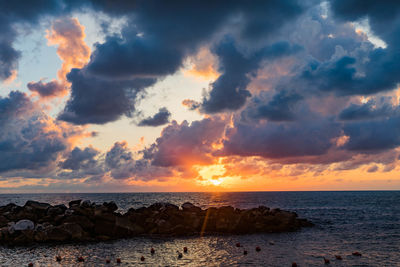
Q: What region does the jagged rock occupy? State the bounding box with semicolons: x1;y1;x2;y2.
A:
182;202;202;212
68;200;81;208
58;223;85;240
47;204;67;216
0;216;8;228
63;215;94;231
81;200;92;208
45;226;70;242
103;201;118;212
24;201;51;212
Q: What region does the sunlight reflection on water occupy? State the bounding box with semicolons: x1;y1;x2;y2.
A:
0;191;399;266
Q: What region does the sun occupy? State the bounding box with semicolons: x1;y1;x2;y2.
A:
210;179;222;186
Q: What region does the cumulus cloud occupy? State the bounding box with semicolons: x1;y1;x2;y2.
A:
27;17;91;98
143;117;227;167
0;91;92;174
138;107;171;127
201;39;302;113
58;69;155;124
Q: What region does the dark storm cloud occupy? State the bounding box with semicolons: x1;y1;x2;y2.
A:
0;91;32;124
58;0;306;124
27;80;65;97
290;1;400;96
0;91;94;175
343;116;400;152
201;39;302;113
60;147;99;171
244;91;304;122
339;100;396;120
138;107;171;127
0;93;66;172
222;117;341;159
58;68;156;125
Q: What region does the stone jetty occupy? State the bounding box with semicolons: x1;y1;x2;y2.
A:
0;200;313;245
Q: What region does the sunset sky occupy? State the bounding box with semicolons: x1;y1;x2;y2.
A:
1;0;400;192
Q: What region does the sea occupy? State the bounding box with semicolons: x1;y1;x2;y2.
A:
0;191;398;267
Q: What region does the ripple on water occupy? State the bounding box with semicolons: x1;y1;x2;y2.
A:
0;191;399;266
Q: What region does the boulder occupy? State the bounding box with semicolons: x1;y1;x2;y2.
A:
58;223;85;240
63;215;94;231
182;202;202;212
11;219;35;231
47;204;67;216
24;200;51;212
45;226;70;242
68;200;82;208
103;201;118;212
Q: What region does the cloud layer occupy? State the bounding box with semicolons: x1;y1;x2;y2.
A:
1;0;400;191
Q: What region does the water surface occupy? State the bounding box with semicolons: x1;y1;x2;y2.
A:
0;191;398;266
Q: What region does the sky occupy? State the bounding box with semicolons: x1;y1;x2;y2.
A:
1;0;400;193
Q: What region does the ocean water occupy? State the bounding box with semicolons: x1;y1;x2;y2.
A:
0;191;399;267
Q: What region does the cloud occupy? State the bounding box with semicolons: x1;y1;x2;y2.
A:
143;117;227;167
243;90;304;122
27;80;65;98
138;107;171;127
26;17;90;98
0;91;91;174
58;68;156;124
0;0;65;81
201;39;302;113
105;141;173;181
59;146;99;171
58;0;306;124
339;99;396;120
222;117;341;159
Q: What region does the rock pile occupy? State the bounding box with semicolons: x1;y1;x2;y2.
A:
0;200;313;245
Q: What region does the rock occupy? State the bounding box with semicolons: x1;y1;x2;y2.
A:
47;204;67;216
182;202;201;212
114;216;144;236
24;200;51;211
81;200;92;208
103;201;118;212
0;215;8;227
149;202;179;212
0;200;313;245
58;223;85;240
63;215;94;231
11;219;35;231
45;226;70;242
68;200;82;208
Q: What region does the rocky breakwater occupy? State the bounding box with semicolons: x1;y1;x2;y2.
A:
0;200;313;245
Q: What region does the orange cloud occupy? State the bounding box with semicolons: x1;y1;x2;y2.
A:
184;46;219;80
40;17;91;97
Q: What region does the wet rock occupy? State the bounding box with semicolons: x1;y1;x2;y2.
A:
63;215;94;231
68;200;81;208
182;202;202;213
47;205;67;216
0;200;312;245
103;201;118;212
58;223;85;240
24;201;51;212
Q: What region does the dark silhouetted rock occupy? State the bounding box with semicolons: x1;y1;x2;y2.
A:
68;200;82;208
0;200;313;245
